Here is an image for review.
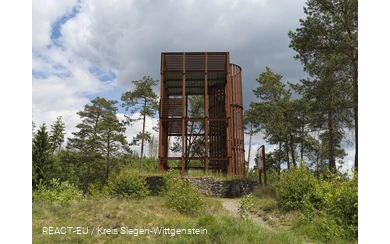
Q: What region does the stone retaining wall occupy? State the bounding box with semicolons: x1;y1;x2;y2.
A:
145;176;258;198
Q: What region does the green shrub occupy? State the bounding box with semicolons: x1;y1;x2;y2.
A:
238;193;254;220
88;183;110;197
293;212;349;243
32;178;83;205
162;170;205;216
276;166;318;211
323;173;358;238
108;169;150;199
247;169;259;181
277;168;358;241
142;157;158;172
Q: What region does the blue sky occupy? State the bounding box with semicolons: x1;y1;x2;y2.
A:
31;0;356;171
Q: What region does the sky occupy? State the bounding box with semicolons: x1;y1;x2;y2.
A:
31;0;356;171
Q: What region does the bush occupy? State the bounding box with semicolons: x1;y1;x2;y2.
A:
276;167;358;241
238;193;254;220
162;170;205;216
88;183;110;197
32;178;83;205
323;173;358;237
276;166;318;211
108;169;150;199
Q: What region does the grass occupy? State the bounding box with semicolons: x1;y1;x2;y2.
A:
249;196;301;230
248;184;358;244
33;174;357;244
33;196;305;244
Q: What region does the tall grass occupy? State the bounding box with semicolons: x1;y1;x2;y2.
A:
32;167;357;243
33;196;305;244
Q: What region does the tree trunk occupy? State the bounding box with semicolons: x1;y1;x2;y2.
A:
140;100;147;172
328;109;336;172
106;155;110;184
290;133;296;167
278;141;282;175
353;57;358;173
286;138;290;170
300;123;304;162
106;137;110;184
316;149;319;174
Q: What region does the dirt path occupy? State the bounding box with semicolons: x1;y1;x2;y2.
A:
220;198;273;230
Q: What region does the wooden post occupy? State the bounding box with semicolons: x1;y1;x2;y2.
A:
259;171;262;185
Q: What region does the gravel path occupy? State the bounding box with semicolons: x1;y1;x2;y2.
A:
221;198;273;230
221;199;241;217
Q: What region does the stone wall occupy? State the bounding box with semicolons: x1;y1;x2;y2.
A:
145;176;258;198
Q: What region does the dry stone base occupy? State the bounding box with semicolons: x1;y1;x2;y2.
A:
145;176;258;198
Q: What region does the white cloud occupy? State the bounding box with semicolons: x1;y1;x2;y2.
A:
32;0;79;49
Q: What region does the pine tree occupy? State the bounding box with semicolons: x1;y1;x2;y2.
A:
288;0;357;171
50;116;66;154
32;123;53;188
121;76;159;172
67;97;128;190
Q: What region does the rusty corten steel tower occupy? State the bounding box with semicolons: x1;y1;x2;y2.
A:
158;52;245;177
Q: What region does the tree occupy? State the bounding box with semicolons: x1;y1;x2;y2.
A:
121;76;159;172
32;123;52;188
98;110;130;184
50;116;66;154
67;97;128;190
289;70;353;172
244;110;261;175
288;0;357;171
247;67;295;169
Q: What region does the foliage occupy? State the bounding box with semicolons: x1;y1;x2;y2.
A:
32;123;53;189
121;76;159;172
66;97;129;191
275;166;358;241
32;178;83;205
33;196;305;243
276;166;319;211
141;157;158;172
288;0;358;171
88;182;110;197
238;193;254;220
49;116;66;154
322;173;358;236
108;169;150;199
43;152;77;185
247;67;308;169
162;170;205;216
